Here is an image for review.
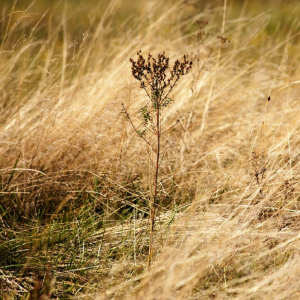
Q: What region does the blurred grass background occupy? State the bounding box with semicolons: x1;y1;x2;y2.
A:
1;0;300;299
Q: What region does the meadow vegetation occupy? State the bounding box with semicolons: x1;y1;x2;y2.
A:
1;0;300;299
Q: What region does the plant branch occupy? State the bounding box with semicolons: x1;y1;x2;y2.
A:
161;118;181;135
122;103;155;152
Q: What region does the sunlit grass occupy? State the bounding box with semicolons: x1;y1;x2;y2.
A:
1;0;300;299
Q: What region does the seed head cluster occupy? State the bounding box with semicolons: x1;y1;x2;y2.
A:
129;50;192;106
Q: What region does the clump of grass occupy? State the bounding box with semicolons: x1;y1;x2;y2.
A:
2;0;300;299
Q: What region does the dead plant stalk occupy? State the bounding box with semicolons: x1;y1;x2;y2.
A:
122;50;192;267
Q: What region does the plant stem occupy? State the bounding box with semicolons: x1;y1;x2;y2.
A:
148;103;160;268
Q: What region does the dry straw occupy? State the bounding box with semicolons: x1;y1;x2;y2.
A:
1;0;300;299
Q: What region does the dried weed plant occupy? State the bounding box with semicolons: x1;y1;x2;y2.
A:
122;50;192;267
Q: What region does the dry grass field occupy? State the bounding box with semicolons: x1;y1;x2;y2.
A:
1;0;300;299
